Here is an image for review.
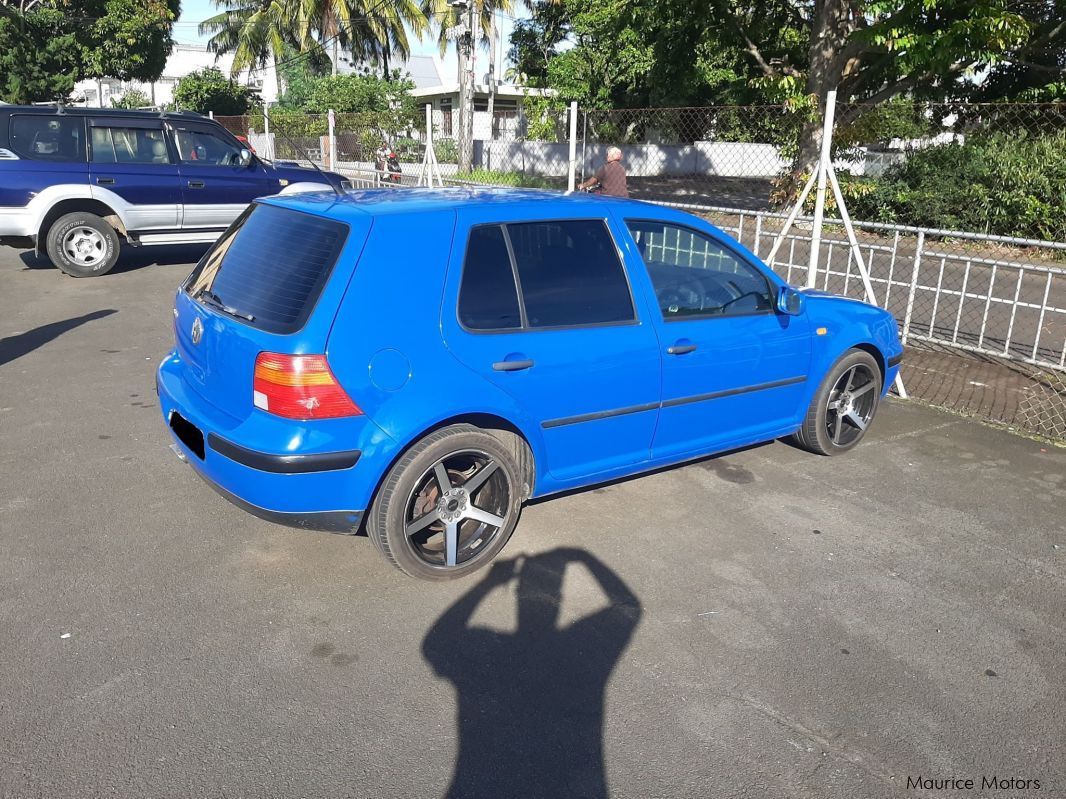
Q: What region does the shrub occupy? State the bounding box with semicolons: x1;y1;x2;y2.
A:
173;68;256;116
845;132;1066;241
111;89;152;109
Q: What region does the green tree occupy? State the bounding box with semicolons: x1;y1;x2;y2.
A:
173;67;257;114
111;88;153;108
0;0;178;104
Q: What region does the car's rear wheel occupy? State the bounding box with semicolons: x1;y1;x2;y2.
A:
791;348;882;455
368;425;523;580
45;212;121;277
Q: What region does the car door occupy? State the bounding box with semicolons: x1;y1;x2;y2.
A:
620;217;812;459
169;121;279;231
442;212;662;483
87;117;181;230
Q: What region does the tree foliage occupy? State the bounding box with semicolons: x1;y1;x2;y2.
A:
173;67;258;115
510;0;1065;110
0;0;178;104
111;88;153;108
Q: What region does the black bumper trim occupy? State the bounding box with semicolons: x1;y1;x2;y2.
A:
188;460;364;534
207;433;360;474
887;353;904;368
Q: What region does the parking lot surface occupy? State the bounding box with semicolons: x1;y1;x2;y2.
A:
1;248;1064;799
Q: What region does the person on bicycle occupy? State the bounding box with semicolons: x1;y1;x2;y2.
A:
578;146;628;197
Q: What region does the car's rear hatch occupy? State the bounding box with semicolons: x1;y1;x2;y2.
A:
173;200;370;423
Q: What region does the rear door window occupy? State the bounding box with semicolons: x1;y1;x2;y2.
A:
185;203;348;334
90;126;170;164
506;220;634;328
458;225;522;331
9;115;85;162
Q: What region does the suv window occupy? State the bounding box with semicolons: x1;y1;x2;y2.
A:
506;220;634;328
626;220;773;319
185;203;348;334
458;226;522;331
9;115;85;162
90;126;170;164
173;127;243;165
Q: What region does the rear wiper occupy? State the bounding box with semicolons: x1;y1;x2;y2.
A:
195;288;256;322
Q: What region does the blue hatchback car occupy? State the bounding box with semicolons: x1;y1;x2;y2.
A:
158;188;903;579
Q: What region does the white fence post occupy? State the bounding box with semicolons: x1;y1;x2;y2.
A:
567;101;579;192
900;230;925;345
263;103;273;161
808;89;838;288
327;109;336;171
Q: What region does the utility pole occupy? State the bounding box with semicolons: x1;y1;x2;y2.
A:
486;9;496;139
451;0;476;173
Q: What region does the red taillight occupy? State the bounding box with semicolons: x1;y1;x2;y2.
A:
253;353;362;420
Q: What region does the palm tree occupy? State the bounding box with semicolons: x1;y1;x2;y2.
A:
202;0;431;78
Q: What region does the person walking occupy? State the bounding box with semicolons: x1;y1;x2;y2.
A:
579;146;628;197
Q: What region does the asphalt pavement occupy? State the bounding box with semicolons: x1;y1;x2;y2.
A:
1;246;1064;799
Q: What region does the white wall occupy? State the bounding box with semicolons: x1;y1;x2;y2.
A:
72;44;278;108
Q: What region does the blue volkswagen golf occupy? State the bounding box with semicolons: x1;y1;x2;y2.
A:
158;188;902;580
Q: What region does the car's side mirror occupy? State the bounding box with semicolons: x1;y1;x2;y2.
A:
238;148;253;167
776;286;804;316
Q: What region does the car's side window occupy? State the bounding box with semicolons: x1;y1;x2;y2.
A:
173;127;243;165
458;225;523;331
626;219;774;319
507;220;635;328
90;126;170;164
9;115;85;162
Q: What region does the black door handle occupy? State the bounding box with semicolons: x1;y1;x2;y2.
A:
667;344;698;355
187;180;205;189
492;359;534;372
95;177;115;185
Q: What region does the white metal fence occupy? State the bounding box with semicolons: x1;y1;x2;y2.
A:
683;204;1066;372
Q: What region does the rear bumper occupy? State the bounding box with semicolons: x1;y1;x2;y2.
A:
157;350;388;532
177;447;364;533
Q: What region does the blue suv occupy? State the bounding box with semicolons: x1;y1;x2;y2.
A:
157;188;903;580
0;105;346;276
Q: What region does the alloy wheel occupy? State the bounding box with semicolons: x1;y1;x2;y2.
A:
825;364;878;447
403;449;511;568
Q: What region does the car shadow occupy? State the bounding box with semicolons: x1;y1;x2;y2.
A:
531;440;776;505
0;309;118;368
422;547;641;799
19;244;210;274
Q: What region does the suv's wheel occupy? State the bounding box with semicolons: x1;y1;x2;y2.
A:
791;348;882;456
45;212;121;277
368;425;524;580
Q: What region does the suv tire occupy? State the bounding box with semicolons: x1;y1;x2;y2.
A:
45;212;121;277
368;425;524;580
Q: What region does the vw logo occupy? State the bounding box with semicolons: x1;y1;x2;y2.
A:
190;316;204;346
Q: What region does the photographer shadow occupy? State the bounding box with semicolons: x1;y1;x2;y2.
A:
422;548;642;799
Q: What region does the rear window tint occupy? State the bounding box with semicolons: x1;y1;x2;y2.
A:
185;203;348;334
458;225;522;330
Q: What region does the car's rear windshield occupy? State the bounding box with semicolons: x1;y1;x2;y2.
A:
184;203;348;334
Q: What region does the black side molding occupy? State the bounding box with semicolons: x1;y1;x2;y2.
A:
887;353;903;368
207;433;360;474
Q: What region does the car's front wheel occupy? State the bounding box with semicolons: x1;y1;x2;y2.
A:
45;212;121;277
791;348;882;455
368;425;524;580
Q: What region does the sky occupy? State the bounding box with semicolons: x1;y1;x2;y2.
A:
173;0;521;85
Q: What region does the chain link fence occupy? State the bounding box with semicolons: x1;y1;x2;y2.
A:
216;101;1066;441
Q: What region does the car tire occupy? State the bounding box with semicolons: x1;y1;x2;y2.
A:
368;425;524;580
45;212;121;277
791;348;882;456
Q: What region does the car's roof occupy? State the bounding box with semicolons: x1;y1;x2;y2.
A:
0;105;209;122
259;187;665;222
